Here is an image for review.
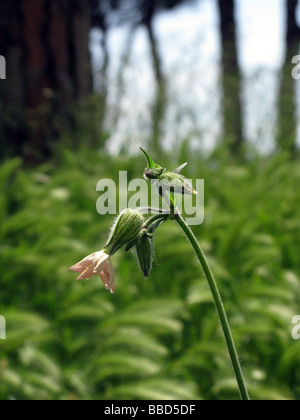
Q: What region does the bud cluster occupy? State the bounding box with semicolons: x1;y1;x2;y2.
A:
105;207;169;278
71;148;192;292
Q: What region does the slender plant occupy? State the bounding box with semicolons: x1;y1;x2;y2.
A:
70;148;250;401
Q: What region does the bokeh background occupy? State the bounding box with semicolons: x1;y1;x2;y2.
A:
0;0;300;400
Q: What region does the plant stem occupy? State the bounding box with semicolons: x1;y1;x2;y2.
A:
175;213;250;401
143;214;170;230
138;207;171;215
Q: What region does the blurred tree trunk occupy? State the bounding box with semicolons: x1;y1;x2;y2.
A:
148;22;166;158
0;0;93;162
142;0;166;157
113;27;136;126
218;0;244;157
277;0;300;156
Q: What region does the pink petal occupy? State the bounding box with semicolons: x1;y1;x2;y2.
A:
93;253;108;273
70;253;98;273
105;268;115;294
109;277;115;294
77;268;94;280
70;263;83;272
99;272;110;290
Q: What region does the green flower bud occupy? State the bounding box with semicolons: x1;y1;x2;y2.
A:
105;209;145;256
135;229;156;277
140;148;197;196
158;171;197;196
140;148;166;180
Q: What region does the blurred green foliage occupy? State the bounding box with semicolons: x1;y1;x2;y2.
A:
0;145;300;400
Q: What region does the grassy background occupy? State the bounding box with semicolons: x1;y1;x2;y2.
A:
0;145;300;400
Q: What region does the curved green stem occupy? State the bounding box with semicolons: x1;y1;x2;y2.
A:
175;214;250;401
138;207;170;215
143;214;170;230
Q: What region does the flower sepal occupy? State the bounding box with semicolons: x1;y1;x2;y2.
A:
105;209;145;255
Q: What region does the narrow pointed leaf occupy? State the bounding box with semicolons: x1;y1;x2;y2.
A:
140;148;160;169
174;162;188;174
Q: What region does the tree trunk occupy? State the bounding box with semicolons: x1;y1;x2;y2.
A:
0;0;93;162
141;0;166;157
277;0;300;156
218;0;244;157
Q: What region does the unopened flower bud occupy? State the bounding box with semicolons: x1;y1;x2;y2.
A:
135;229;155;277
140;148;197;195
158;171;198;196
105;209;145;255
140;148;166;180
